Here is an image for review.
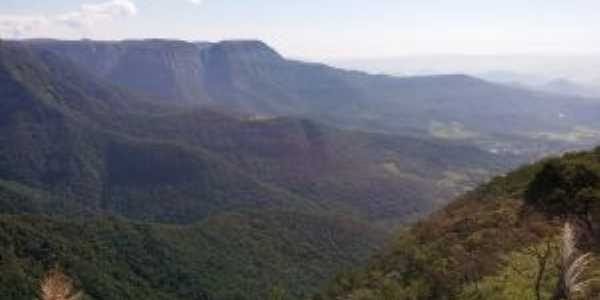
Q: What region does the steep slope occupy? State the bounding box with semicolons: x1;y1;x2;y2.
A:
25;39;600;154
0;41;320;223
21;39;213;105
318;148;600;300
116;110;514;222
0;41;513;224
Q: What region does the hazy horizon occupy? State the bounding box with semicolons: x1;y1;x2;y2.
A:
2;0;600;60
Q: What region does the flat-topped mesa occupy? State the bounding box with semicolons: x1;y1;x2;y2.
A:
206;39;284;62
20;39;203;69
9;38;287;105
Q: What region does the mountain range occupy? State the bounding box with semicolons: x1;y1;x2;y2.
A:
24;39;600;154
1;38;600;299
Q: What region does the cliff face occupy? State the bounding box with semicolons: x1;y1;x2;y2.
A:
25;39;370;123
22;39;290;108
25;39;214;104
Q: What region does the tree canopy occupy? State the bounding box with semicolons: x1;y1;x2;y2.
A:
525;158;600;220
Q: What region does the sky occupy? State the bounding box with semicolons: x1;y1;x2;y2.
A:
1;0;600;59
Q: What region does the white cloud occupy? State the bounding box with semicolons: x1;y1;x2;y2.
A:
188;0;204;5
58;0;138;29
0;15;49;39
0;0;137;39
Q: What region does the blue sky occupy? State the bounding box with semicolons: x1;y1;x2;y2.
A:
1;0;599;59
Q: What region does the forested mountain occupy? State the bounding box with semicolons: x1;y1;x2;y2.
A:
318;147;600;300
0;41;512;223
24;39;600;155
0;40;521;299
3;37;600;299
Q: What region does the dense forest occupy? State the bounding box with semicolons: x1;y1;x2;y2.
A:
318;147;600;300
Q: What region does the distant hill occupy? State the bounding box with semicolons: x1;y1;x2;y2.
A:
25;39;600;154
479;70;600;98
539;78;600;98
